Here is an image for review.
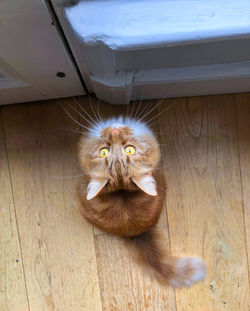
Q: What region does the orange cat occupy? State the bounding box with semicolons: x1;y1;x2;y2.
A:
77;116;206;287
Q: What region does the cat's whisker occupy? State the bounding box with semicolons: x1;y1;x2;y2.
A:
154;162;176;170
73;96;100;127
71;97;98;127
126;99;130;118
97;100;103;125
133;101;140;120
144;103;174;126
52;173;88;180
136;100;153;120
138;98;165;123
60;102;93;132
88;95;102;124
58;127;88;135
147;115;171;130
136;101;156;122
156;184;166;192
129;99;137;119
133;93;144;120
67;102;95;127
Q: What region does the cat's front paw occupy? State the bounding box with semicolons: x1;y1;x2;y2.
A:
170;257;206;288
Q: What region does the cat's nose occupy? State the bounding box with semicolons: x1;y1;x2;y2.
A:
112;128;120;134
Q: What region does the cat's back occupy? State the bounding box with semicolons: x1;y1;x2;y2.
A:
77;168;166;237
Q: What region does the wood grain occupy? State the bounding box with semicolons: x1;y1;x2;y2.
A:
95;230;176;311
236;93;250;274
2;101;102;311
159;94;249;310
2;93;250;310
0;111;29;311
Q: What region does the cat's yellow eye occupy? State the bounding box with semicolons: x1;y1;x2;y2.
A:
125;145;136;155
99;147;110;158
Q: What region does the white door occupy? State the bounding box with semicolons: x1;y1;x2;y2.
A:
0;0;85;105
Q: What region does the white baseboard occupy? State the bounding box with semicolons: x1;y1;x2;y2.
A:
87;61;250;104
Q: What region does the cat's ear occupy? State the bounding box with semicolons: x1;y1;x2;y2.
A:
87;179;108;200
132;174;157;196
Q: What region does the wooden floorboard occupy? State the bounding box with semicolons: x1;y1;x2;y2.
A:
236;93;250;278
2;100;102;311
1;94;250;310
95;231;176;311
159;94;249;310
0;109;29;311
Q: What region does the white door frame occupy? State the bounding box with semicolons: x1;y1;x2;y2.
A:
0;0;85;105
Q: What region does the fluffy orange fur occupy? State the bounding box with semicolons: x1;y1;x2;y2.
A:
77;123;206;287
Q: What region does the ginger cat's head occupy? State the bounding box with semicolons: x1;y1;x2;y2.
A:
79;117;160;200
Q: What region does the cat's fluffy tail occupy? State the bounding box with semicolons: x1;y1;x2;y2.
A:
130;228;206;287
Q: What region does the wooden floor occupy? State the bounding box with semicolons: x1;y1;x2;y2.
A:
0;93;249;311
